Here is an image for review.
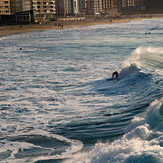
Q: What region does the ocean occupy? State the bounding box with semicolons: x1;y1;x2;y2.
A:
0;18;163;163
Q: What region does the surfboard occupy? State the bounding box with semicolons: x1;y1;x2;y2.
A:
106;78;117;81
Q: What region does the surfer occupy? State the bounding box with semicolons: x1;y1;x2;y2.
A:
112;71;119;79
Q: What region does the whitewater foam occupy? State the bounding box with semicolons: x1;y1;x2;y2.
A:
64;115;163;163
64;100;163;163
0;129;83;163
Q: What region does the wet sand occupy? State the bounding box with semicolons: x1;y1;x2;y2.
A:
0;16;163;37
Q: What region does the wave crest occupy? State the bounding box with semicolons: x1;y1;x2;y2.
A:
119;46;163;79
118;63;139;79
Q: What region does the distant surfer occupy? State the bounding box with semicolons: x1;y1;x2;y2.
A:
112;71;119;79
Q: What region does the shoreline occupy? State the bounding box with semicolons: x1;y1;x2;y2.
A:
0;16;163;37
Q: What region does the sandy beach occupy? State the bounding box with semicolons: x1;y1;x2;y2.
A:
0;15;163;37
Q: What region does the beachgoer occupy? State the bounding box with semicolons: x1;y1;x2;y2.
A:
112;71;119;79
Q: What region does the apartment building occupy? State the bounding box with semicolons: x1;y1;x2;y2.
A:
3;0;148;18
85;0;103;15
10;0;24;14
85;0;120;15
74;0;78;14
55;0;64;16
78;0;85;15
102;0;112;9
9;0;56;18
143;0;163;13
0;0;11;15
122;0;144;7
10;0;30;14
122;0;133;7
32;0;56;18
7;0;82;18
56;0;75;17
22;0;31;11
56;0;83;17
102;0;119;12
120;0;146;14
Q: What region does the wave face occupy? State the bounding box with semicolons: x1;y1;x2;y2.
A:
147;102;163;129
1;19;163;162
